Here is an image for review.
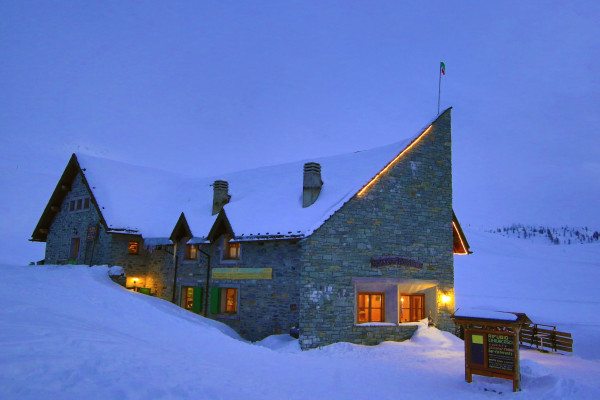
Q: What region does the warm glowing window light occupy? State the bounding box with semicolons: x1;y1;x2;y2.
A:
357;125;433;197
452;221;469;255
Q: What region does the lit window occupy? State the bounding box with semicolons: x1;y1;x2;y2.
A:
357;292;385;323
128;241;139;255
225;288;237;313
210;287;238;314
181;286;203;313
182;287;194;309
185;244;198;260
223;236;240;260
400;293;424;322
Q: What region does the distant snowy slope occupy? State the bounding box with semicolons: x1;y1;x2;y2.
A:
485;224;600;245
456;228;600;360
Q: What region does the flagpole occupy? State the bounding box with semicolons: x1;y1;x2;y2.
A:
437;64;442;115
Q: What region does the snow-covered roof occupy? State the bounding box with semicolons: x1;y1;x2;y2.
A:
453;309;520;321
75;115;442;241
453;309;532;324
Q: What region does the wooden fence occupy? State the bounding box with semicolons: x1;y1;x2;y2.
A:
519;323;573;353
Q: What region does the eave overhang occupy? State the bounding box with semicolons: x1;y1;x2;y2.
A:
452;211;471;255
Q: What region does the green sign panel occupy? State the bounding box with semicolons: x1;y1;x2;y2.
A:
487;334;515;372
212;268;273;280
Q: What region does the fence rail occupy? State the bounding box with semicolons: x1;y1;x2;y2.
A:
519;323;572;353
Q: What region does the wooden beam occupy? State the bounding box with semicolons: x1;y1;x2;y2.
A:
39;228;49;234
61;184;71;191
50;206;60;212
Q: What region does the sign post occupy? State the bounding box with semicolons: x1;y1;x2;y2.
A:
453;311;531;392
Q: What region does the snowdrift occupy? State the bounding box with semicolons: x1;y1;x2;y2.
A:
1;228;600;399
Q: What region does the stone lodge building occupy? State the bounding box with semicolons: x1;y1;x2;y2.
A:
31;108;470;349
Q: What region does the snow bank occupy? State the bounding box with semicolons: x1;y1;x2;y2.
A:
254;334;301;353
2;239;600;400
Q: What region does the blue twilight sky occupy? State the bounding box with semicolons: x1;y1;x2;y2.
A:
1;1;599;263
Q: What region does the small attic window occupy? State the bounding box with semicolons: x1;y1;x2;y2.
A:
223;236;240;260
69;196;90;213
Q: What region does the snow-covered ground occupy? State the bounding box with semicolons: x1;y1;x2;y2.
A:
1;228;599;399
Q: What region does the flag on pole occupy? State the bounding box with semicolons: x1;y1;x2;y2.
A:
438;62;445;114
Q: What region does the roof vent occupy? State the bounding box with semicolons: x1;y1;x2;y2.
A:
212;180;230;215
303;162;323;208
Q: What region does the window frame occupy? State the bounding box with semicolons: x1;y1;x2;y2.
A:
357;292;385;323
222;236;240;261
399;293;425;323
68;196;91;213
185;244;198;260
181;286;194;310
128;241;140;255
223;288;238;313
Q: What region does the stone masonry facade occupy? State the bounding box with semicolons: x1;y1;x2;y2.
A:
174;236;301;342
299;109;454;349
45;173;112;266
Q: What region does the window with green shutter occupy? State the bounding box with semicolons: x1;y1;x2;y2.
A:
181;286;203;313
210;287;238;315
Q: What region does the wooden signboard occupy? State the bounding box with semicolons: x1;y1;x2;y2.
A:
86;224;98;242
453;313;531;393
212;268;273;280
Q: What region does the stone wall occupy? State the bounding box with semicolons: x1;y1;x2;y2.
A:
299;109;454;349
45;172;111;265
175;236;302;342
44;172;169;297
109;234;171;297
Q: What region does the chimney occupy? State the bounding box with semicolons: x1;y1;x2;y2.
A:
303;162;323;208
212;180;230;215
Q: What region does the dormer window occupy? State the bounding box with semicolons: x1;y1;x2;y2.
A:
185;244;198;260
223;236;240;260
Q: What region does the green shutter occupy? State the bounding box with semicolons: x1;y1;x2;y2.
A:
139;288;151;295
210;287;221;314
192;287;203;314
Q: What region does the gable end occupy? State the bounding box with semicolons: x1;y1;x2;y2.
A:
30;154;107;242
